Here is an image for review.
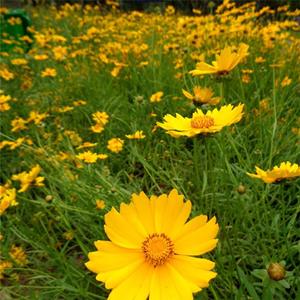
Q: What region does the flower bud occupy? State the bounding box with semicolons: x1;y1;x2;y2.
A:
237;184;246;194
267;263;286;281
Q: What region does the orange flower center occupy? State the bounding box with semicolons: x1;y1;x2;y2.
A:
142;233;174;267
191;116;214;129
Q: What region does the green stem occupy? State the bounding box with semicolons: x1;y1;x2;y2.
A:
268;67;277;167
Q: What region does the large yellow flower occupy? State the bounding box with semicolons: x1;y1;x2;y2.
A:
190;43;249;76
247;162;300;183
86;189;218;300
157;104;244;138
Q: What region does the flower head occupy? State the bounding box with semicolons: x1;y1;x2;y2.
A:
125;130;146;140
41;68;57;78
247;162;300;183
190;43;249;76
107;138;124;153
86;189;218;300
150;91;164;103
12;165;44;193
182;86;220;105
157;104;244;138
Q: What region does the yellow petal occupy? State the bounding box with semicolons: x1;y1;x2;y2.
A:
182;89;194;100
174;217;219;255
131;192;155;234
107;262;153;300
149;264;194;300
170;255;217;288
172;214;207;240
189;62;217;75
150;193;168;232
104;207;144;248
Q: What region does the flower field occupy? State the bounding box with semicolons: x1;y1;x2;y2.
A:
1;1;300;299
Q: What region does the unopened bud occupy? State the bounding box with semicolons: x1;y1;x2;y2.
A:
237;184;246;194
267;263;286;281
45;195;53;201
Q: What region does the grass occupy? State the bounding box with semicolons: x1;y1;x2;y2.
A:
1;1;300;299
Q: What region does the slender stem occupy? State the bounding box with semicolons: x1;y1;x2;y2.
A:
268;67;277;167
193;137;201;194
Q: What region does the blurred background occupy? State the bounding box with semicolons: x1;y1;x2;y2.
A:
2;0;300;13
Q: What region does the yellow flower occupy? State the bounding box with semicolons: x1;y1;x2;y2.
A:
247;162;300;183
56;106;74;113
11;58;28;65
126;130;146;140
9;245;28;266
86;189;218;299
77;142;98;150
11;117;28;132
96;199;106;210
0;185;17;215
91;123;104;133
73;100;87;106
76;151;99;163
107;138;124;153
92;111;109;126
157;104;244;138
98;154;108;160
0;68;14;81
281;76;291;87
190;43;249;76
41;68;57;78
255;56;266;63
33;54;49;61
27;111;48;125
0;261;12;279
12;165;44;193
182;86;220;105
150;91;164;103
52;46;68;61
0;94;11;112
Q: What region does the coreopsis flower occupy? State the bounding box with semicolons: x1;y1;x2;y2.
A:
182;86;220;105
27;111;48;125
73;100;87;106
92;111;109;126
77;142;98;150
33;54;49;61
41;68;57;78
56;106;74;113
12;165;44;193
9;245;28;266
0;184;17;215
0;94;12;112
11;117;28;132
281;76;291;87
247;162;300;183
77;151;99;163
0;68;14;81
255;56;266;63
125;130;146;140
91;123;104;133
157;104;244;138
11;58;28;65
150;91;164;103
96;199;106;210
98;154;108;160
0;261;12;280
190;43;249;76
86;189;218;300
52;46;68;61
107;138;124;153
